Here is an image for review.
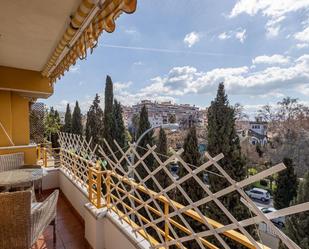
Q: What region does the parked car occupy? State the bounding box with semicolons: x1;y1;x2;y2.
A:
258;207;285;227
245;188;270;202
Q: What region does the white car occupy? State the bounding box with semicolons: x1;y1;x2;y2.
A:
259;207;285;227
245;188;270;202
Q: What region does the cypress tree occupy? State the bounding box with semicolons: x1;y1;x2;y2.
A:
180;126;202;201
112;100;127;149
85;94;104;149
136;105;154;183
130;113;140;142
103;75;114;149
72;101;83;135
156;127;171;188
175;126;205;249
279;172;309;249
63;103;72;133
207;83;254;245
274;157;298;209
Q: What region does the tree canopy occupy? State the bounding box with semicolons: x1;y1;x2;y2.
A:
63;103;72;133
85;94;104;148
72;101;83;135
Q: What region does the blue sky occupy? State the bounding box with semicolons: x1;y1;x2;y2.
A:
42;0;309;115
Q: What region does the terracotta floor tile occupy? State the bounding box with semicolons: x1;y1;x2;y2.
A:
32;191;87;249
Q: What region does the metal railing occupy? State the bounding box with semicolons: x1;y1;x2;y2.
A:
37;142;60;167
57;132;309;249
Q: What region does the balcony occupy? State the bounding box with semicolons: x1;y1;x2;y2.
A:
31;191;87;249
30;132;308;249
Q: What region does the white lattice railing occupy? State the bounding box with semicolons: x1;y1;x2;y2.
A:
58;132;309;249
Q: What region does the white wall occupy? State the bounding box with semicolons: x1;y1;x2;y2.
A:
59;169;89;219
42;167;59;190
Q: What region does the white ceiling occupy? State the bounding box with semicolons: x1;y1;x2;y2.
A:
0;0;81;72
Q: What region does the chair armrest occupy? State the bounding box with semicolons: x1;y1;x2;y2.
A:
30;190;59;245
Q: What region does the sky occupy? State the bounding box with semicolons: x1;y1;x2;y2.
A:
42;0;309;116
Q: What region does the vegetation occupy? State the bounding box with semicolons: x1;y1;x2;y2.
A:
179;126;201;200
207;83;255;245
44;107;61;148
155;127;171;188
71;101;83;135
130;113;140;141
255;97;309;176
112;100;127;150
280;172;309;249
63;103;72;133
136;105;154;182
168;114;176;123
274;157;298;209
85;94;104;149
103;75;114;148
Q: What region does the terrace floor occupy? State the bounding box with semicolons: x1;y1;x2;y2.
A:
31;190;88;249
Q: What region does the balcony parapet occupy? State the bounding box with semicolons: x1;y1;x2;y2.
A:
39;132;309;249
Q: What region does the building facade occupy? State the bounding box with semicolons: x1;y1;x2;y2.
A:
123;100;206;128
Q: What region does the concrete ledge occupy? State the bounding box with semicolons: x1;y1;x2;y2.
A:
42;167;59;190
84;202;150;249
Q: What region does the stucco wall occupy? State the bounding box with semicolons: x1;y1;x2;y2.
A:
0;91;30;146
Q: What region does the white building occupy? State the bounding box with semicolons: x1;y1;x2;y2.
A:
248;121;268;145
123;100;205;128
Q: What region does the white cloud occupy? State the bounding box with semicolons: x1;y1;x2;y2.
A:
70;64;80;73
218;32;231;40
184;32;201;47
115;54;309;103
297;84;309;96
218;28;247;43
124;28;139;35
114;81;132;91
133;61;143;66
230;0;309;19
252;54;290;65
296;43;309;49
229;0;309;37
294;26;309;48
235;29;247;43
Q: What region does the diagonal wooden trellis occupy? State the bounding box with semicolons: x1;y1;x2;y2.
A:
58;132;309;249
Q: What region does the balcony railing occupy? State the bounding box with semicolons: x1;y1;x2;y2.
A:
37;142;60;167
54;132;308;249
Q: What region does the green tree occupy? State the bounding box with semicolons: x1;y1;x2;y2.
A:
279;172;309;249
274;157;298;209
130;113;140;141
207;83;254;245
256;143;264;157
72;101;83;135
156;127;171;188
85;94;104;149
103;75;114;149
176;126;204;249
168;114;176;123
44;107;61;147
112;100;127;149
136;105;154;182
180;126;202;201
63;103;72;133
